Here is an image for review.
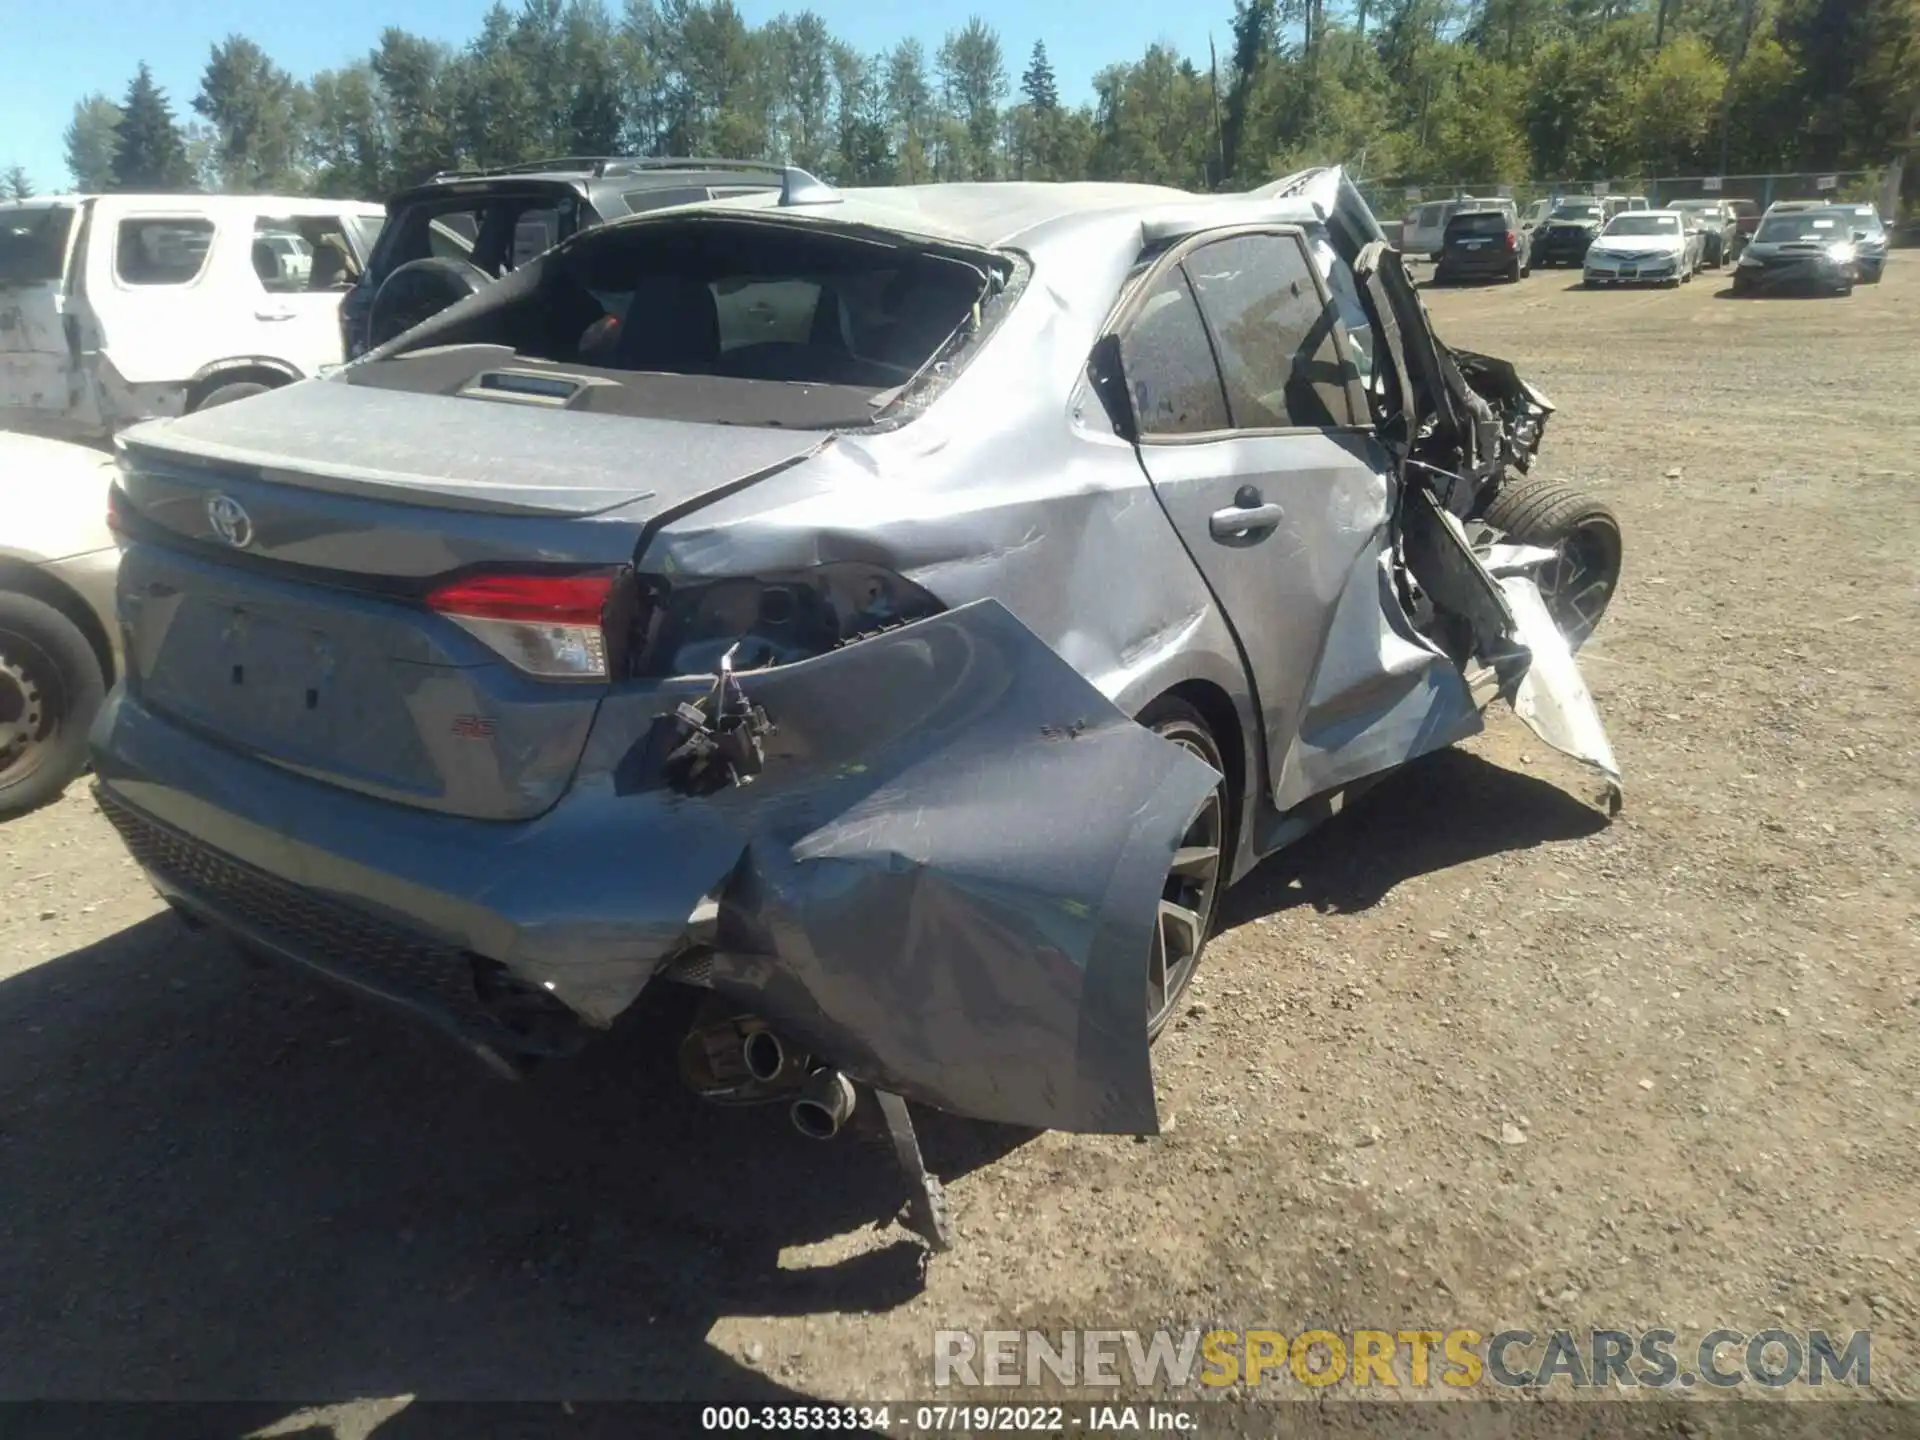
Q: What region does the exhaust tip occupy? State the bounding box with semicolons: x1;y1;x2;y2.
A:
790;1068;857;1140
741;1028;785;1083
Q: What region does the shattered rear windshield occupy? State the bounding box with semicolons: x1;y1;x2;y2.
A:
358;218;1004;429
0;204;76;285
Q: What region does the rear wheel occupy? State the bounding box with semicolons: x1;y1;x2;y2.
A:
1481;480;1623;650
0;592;107;818
1138;697;1228;1041
192;379;273;411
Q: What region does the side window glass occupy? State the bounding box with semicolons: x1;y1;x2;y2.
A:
1117;268;1230;437
424;210;482;264
253;216;365;293
1182;232;1351;430
114;218;215;286
509;208;559;268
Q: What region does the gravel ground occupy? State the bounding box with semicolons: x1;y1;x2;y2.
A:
2;258;1916;1429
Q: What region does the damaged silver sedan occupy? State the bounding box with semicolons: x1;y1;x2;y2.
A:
91;167;1623;1248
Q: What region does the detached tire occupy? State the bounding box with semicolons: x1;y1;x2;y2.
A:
1481;479;1623;651
1137;696;1229;1041
0;592;107;818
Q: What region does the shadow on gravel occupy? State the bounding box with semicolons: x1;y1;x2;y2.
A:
0;913;1026;1411
1221;747;1609;927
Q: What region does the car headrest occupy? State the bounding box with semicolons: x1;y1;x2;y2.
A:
615;274;720;371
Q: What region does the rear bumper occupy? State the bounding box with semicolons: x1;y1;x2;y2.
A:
1436;252;1517;278
89;600;1220;1134
90;684;715;1058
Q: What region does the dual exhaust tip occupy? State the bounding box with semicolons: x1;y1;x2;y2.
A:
740;1027;857;1140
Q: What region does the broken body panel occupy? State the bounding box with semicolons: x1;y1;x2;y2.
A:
93;169;1621;1142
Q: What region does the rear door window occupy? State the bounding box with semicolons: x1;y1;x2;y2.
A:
1118;268;1231;437
510;209;559;267
252;214;367;293
114;217;215;286
1182;231;1354;430
0;204;77;285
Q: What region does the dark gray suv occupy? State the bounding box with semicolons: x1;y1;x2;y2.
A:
339;157;786;359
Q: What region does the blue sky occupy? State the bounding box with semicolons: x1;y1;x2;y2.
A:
1;0;1222;193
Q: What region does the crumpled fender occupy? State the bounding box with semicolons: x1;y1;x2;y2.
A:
611;599;1222;1134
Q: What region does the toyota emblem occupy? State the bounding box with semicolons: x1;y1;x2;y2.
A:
205;494;253;549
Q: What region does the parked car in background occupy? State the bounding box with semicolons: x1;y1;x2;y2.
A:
0;432;119;817
340;157;789;359
1532;200;1607;267
1826;203;1889;283
1519;198;1555;235
1669;199;1741;267
1404;197;1483;259
1728;198;1762;243
1582;210;1702;286
1434;206;1530;284
90;168;1623;1244
1732;206;1860;296
0;194;384;444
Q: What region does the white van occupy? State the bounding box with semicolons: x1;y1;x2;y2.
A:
0;193;384;443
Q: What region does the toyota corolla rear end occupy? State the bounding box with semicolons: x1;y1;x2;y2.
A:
90;200;1226;1179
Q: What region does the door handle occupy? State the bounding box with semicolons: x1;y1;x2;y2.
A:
254;309;296;322
1209;502;1286;539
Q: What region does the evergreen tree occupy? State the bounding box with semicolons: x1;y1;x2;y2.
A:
64;94;124;191
111;63;195;191
1022;41;1060;112
3;166;33;200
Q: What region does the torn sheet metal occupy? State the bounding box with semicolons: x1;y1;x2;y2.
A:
1272;549;1484;811
1497;575;1624;808
598;598;1222;1134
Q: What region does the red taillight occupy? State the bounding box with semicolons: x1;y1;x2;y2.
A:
427;570;621;679
1505;230;1519;251
106;484;125;534
427;572;615;626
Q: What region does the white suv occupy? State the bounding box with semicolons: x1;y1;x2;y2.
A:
0;193;384;444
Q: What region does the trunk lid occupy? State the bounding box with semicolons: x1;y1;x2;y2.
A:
114;387;829;820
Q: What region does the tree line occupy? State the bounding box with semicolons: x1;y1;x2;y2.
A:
9;0;1915;206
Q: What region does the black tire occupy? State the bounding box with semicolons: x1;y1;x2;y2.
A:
0;592;107;819
1507;259;1522;283
1480;479;1623;650
1136;696;1229;1041
369;257;491;349
192;379;273;411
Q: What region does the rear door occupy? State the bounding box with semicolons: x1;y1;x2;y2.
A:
0;200;87;430
1114;226;1458;809
245;207;374;372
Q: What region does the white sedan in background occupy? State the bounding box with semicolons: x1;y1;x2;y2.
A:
1581;211;1704;287
0;432;120;817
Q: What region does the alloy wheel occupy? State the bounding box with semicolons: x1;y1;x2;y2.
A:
1145;720;1226;1036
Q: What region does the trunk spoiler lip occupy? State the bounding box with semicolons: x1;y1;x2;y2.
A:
114;380;835;519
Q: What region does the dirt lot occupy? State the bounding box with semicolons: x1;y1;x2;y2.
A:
2;259;1917;1427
